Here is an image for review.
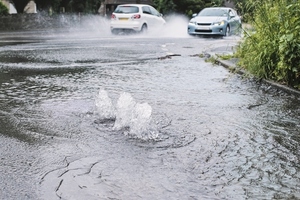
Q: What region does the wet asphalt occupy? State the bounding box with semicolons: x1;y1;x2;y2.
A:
0;26;300;200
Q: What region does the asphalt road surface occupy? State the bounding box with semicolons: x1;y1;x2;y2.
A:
0;21;299;200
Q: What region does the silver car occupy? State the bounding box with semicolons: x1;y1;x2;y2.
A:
187;7;241;36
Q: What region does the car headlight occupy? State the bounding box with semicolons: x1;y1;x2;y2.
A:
212;20;225;26
189;20;197;25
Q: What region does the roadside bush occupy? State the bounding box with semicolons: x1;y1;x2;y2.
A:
236;0;300;89
0;2;9;16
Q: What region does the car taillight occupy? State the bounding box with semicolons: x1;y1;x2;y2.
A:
111;14;116;19
132;14;141;19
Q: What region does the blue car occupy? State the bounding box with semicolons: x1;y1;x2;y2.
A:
188;7;242;37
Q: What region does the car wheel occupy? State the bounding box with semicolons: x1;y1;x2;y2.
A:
140;24;147;33
225;25;230;36
111;29;119;35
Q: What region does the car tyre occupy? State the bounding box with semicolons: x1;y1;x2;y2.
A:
111;29;119;35
225;25;230;36
140;24;147;34
188;33;196;37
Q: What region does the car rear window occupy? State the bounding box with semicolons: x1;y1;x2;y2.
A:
114;6;139;14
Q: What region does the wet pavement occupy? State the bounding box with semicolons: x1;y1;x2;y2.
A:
0;24;300;200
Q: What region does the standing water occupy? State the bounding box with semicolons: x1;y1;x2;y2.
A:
0;14;299;200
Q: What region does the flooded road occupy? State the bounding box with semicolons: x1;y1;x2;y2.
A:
0;25;299;200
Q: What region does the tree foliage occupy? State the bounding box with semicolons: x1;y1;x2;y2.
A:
11;0;232;15
230;0;256;22
153;0;176;15
11;0;101;14
153;0;227;18
0;1;9;15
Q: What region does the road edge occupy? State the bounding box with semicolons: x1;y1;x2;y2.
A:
217;59;300;96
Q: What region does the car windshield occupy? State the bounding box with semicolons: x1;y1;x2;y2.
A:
198;8;228;17
114;6;139;14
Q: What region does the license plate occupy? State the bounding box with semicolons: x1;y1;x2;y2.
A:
119;18;128;21
197;26;210;30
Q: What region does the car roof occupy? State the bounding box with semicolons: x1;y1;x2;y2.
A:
203;7;231;11
117;4;151;7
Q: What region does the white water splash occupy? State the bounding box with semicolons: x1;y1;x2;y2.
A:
95;88;115;119
113;92;137;130
95;89;159;140
130;102;155;139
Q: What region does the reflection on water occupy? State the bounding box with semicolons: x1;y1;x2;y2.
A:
0;33;300;200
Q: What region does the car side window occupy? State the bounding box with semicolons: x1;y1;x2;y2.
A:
149;6;160;17
142;6;151;14
229;10;235;17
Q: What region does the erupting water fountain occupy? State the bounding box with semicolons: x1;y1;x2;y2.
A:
95;89;159;140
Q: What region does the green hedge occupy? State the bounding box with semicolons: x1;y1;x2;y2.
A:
236;0;300;89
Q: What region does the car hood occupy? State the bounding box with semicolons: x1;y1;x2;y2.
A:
193;16;227;23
